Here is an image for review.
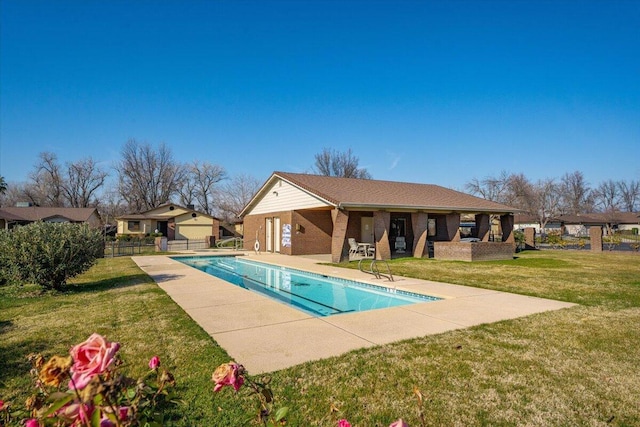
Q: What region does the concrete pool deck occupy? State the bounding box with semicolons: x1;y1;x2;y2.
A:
132;252;576;374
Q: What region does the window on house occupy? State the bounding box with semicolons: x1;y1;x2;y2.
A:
128;221;140;231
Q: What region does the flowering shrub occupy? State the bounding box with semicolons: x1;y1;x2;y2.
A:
0;333;418;426
211;361;415;427
2;333;178;426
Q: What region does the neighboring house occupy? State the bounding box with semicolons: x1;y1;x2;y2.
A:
116;203;220;241
0;206;101;230
514;214;562;235
559;212;640;236
515;212;640;236
240;172;518;262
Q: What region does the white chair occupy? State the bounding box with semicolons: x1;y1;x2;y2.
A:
348;238;363;259
395;236;406;253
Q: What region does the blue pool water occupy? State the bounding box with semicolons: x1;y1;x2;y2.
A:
173;256;441;317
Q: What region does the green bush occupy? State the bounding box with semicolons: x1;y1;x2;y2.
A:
0;230;20;286
4;222;104;291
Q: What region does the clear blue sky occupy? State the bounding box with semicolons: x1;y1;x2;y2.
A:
1;0;638;191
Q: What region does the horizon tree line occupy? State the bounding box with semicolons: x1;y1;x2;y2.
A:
1;143;638;226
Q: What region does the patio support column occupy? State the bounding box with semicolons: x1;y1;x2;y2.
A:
373;211;391;260
475;214;491;242
590;226;603;252
411;212;428;258
445;213;461;242
331;209;349;263
500;214;515;243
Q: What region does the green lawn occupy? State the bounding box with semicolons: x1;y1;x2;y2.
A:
1;250;639;426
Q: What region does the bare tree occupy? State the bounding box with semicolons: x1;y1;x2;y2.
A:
465;171;510;202
0;180;24;207
617;180;640;212
177;161;227;214
558;171;593;215
62;158;109;208
0;176;6;195
530;178;562;231
593;180;620;212
313;148;372;179
27;152;65;206
116;140;184;211
215;173;261;222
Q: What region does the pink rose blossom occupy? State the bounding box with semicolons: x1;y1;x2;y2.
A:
0;400;4;411
25;419;40;427
68;333;120;390
338;419;352;427
389;419;409;427
56;402;93;425
118;406;130;421
148;356;160;370
211;362;245;392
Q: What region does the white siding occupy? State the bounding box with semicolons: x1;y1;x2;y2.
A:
249;179;332;215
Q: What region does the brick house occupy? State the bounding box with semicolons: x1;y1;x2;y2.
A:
240;172;518;262
0;206;101;230
116;203;220;241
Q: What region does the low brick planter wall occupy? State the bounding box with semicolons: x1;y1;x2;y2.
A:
433;241;515;261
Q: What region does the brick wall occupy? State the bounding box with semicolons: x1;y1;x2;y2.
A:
434;242;515;261
291;210;333;255
590;226;603;252
524;227;536;250
242;211;293;254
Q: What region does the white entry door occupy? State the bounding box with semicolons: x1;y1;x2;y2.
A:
265;218;273;252
361;217;375;244
274;217;281;253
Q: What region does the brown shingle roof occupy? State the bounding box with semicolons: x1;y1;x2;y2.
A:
0;207;98;222
245;172;517;214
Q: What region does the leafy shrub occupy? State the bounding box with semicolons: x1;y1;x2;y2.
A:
0;230;20;286
5;222;104;291
513;230;525;252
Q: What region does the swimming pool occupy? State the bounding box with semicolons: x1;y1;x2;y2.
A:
173;256;441;317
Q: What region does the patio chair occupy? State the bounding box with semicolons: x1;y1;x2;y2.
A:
348;238;365;259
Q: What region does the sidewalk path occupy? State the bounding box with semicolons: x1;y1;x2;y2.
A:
132;253;575;374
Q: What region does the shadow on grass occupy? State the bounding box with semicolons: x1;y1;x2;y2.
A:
0;319;14;334
64;273;155;294
0;337;52;385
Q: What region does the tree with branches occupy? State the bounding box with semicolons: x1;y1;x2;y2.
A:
313;148;372;179
215;174;261;222
116;140;184;212
177;161;227;215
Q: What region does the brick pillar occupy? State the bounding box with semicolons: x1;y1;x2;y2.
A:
445;213;461;242
411;212;428;258
373;211;391;260
475;214;491;242
524;227;536;250
501;214;515;243
590;226;603;252
331;209;349;262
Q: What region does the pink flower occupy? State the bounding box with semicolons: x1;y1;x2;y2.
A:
148;356;160;370
0;400;4;411
211;362;245;392
56;402;94;425
338;419;352;427
25;419;40;427
118;406;130;421
389;419;409;427
68;333;120;390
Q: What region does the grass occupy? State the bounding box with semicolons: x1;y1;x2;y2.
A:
1;250;640;426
